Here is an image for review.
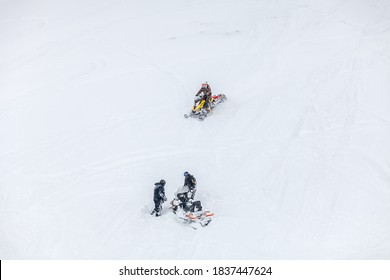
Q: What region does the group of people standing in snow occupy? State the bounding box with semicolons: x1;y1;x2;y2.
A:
151;171;197;217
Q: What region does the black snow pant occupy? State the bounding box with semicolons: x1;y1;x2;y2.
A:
153;199;163;216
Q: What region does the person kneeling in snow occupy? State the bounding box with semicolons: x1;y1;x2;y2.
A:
151;179;167;217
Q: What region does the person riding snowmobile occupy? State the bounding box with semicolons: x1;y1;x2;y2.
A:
195;82;213;112
151;179;167;217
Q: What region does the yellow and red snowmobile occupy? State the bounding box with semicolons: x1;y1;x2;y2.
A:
184;93;227;120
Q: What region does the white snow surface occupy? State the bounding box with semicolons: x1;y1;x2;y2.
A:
1;0;390;259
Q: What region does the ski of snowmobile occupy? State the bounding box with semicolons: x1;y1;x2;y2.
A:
171;208;214;229
184;112;207;120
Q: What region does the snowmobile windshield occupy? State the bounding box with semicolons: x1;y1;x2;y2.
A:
176;185;190;194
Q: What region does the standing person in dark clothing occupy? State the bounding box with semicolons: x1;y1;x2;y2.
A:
151;179;167;217
183;171;197;199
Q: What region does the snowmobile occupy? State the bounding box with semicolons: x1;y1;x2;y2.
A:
170;196;214;229
184;92;227;120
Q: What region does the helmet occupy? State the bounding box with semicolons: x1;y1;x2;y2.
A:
201;82;208;88
184;171;189;177
160;179;166;185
